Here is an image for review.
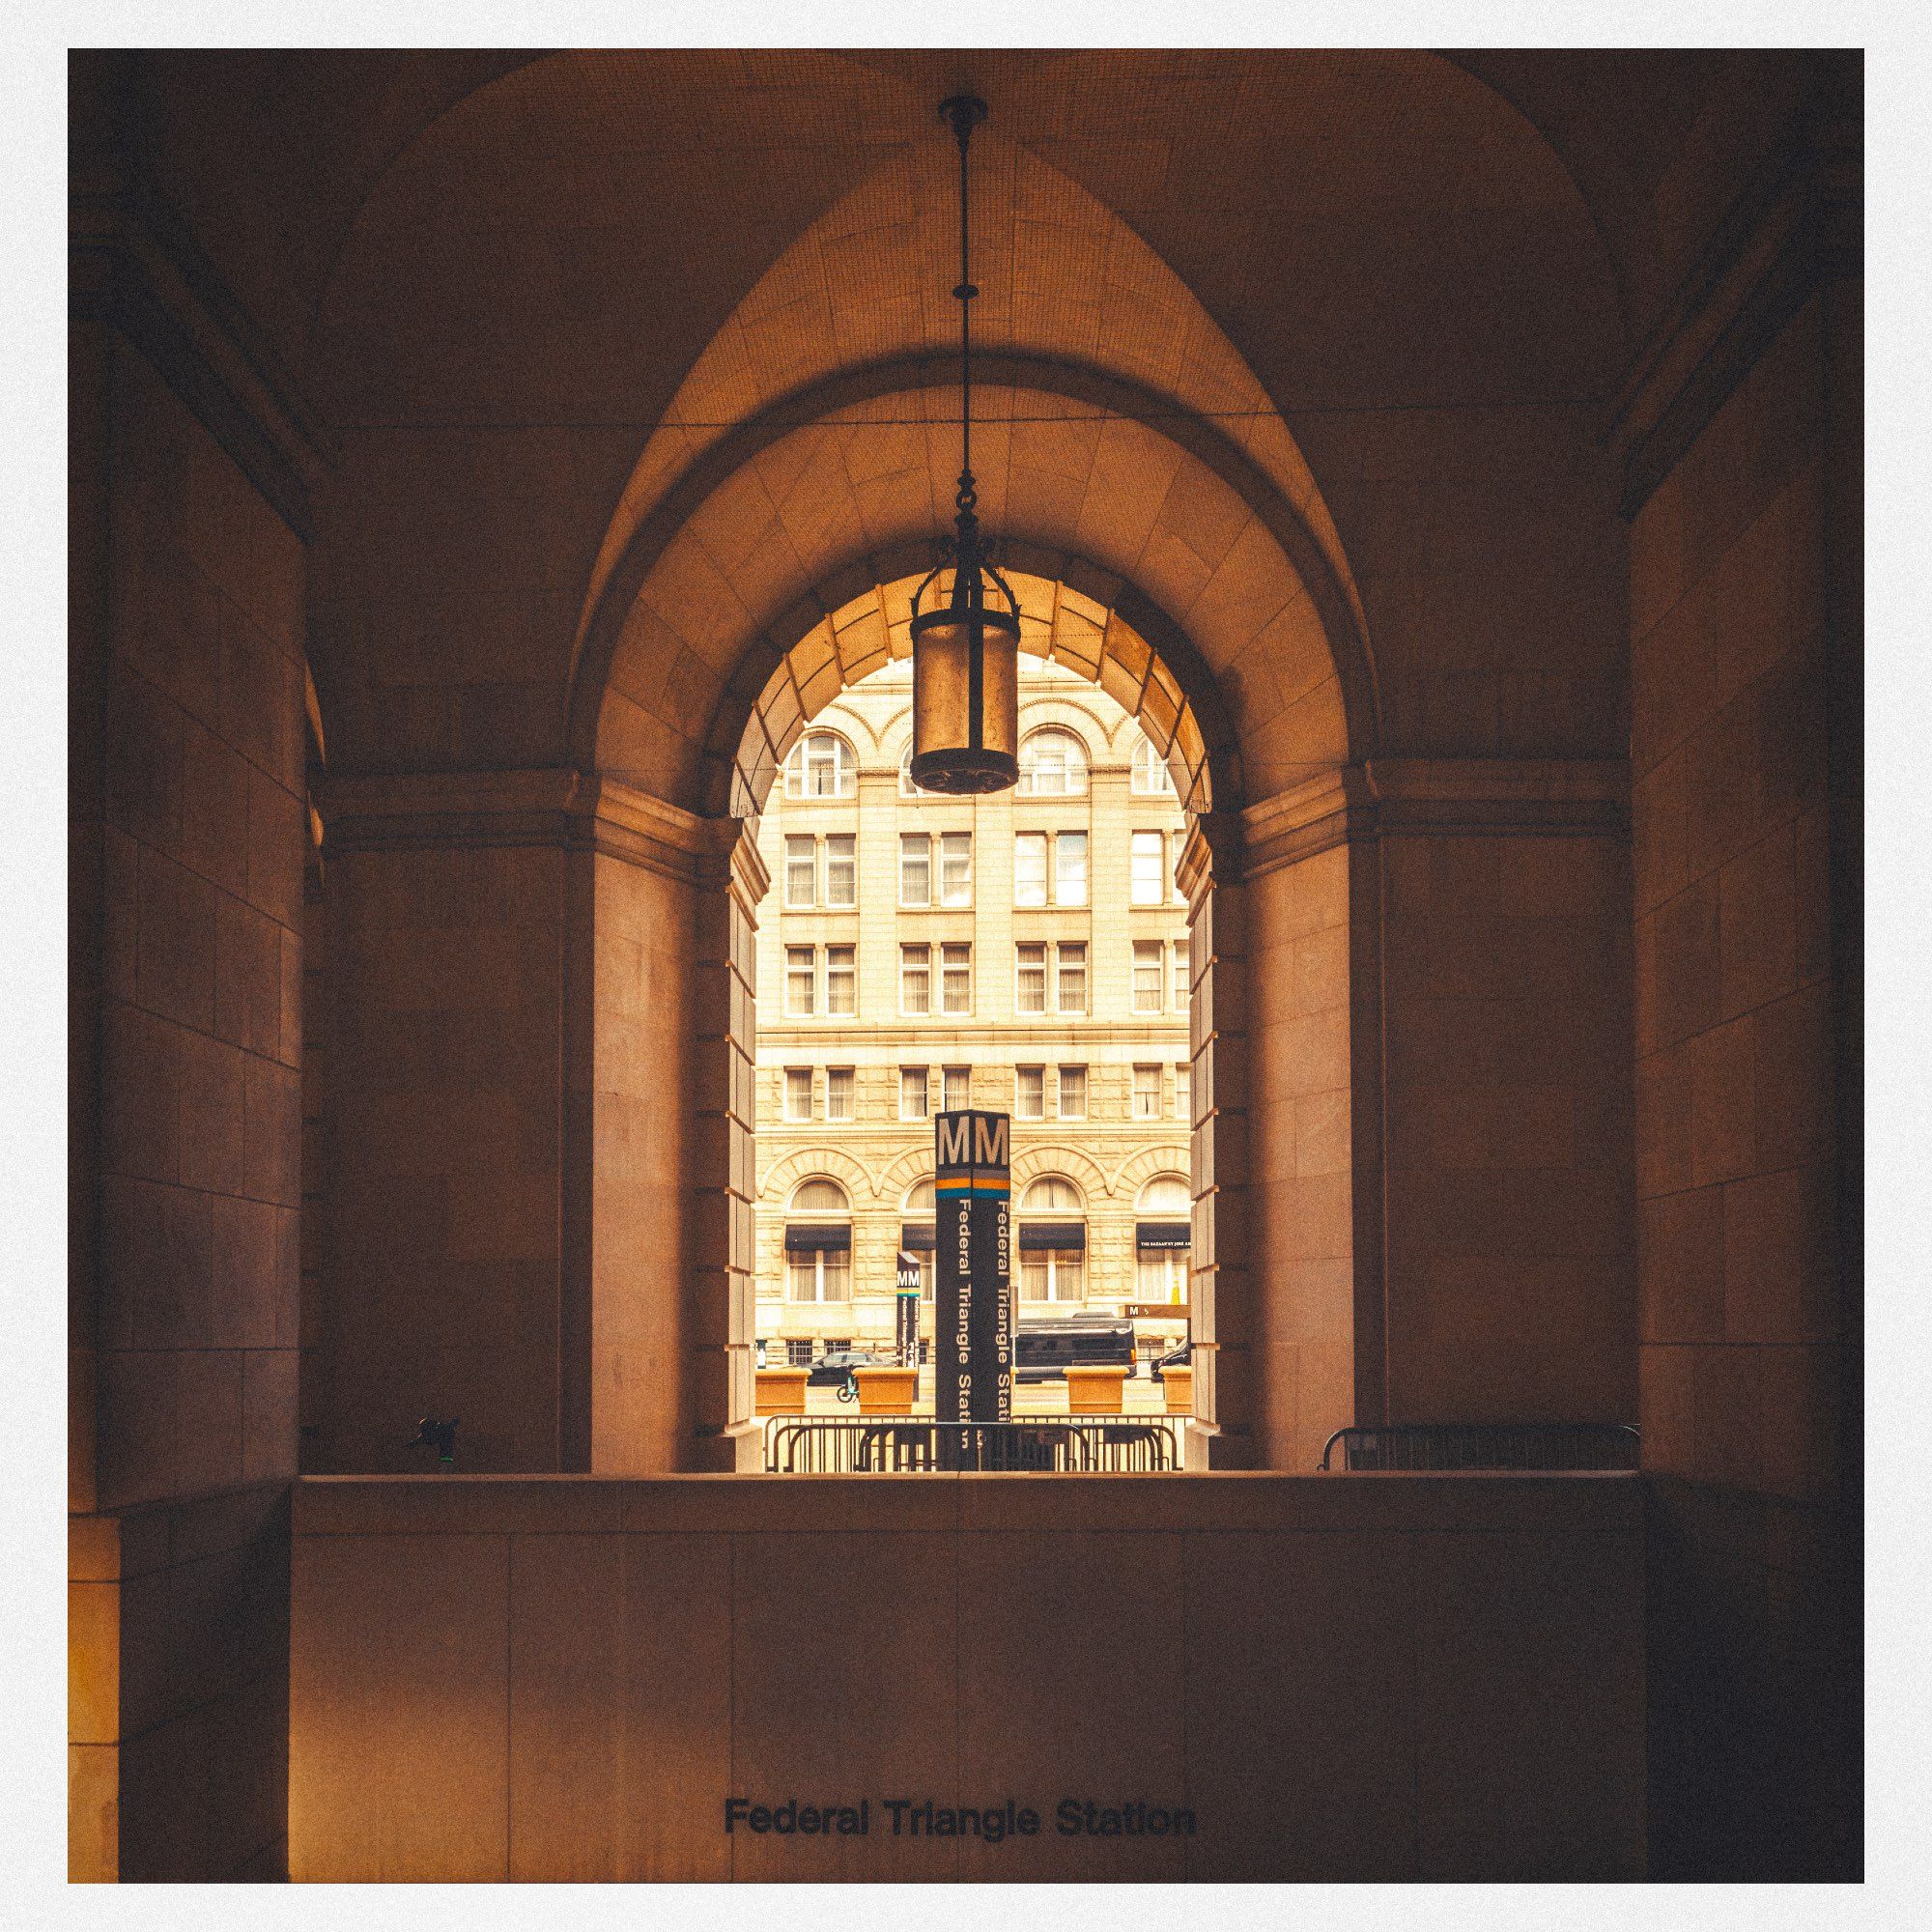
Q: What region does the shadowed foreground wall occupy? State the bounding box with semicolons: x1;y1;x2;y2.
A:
1630;285;1861;1880
289;1473;1643;1882
70;324;307;1880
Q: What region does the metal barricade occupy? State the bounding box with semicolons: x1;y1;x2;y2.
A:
765;1417;1179;1473
1318;1422;1640;1471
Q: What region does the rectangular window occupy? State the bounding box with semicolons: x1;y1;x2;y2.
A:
939;832;973;907
825;945;856;1016
899;833;930;906
783;1067;813;1121
1132;939;1164;1014
786;1246;850;1302
783;836;816;909
1015;942;1047;1015
1013;832;1047;908
942;1065;970;1112
787;1248;820;1300
1173;936;1191;1008
786;1337;814;1367
785;946;816;1016
1022;1248;1084;1302
1016;1065;1045;1121
1175;1062;1192;1122
900;1066;930;1120
1057;940;1087;1014
941;943;972;1015
900;942;931;1015
824;834;856;908
1133;1063;1162;1121
826;1066;854;1122
1057;1065;1087;1120
1131;831;1166;905
1055;831;1089;907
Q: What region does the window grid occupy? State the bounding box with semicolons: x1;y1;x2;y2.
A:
1056;1065;1087;1120
825;946;855;1016
1057;941;1088;1014
783;1067;812;1122
941;943;972;1015
939;833;973;907
826;1066;854;1122
899;833;930;906
1015;1065;1045;1120
1014;832;1047;908
1015;942;1047;1015
1056;831;1089;906
1130;831;1166;906
1132;940;1165;1014
786;732;856;800
900;942;931;1015
785;946;815;1016
899;1066;930;1120
824;835;856;909
1133;1063;1162;1121
1132;735;1177;795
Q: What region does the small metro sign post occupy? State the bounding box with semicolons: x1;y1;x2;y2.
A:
934;1109;1012;1467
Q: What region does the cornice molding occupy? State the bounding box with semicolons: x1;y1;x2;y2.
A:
1227;758;1630;881
70;164;335;543
1605;104;1861;521
315;766;752;888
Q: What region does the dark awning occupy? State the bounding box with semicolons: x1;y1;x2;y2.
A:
1018;1222;1086;1251
900;1223;936;1252
1136;1221;1192;1250
785;1223;851;1251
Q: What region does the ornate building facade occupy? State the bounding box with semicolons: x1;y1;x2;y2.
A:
753;657;1194;1367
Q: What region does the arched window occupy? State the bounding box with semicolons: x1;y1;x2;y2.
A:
784;730;856;800
1018;1174;1085;1302
785;1176;851;1301
900;1178;935;1299
1018;726;1088;797
1131;731;1177;796
1135;1173;1191;1304
898;747;932;798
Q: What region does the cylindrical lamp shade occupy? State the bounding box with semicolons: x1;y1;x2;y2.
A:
909;592;1020;794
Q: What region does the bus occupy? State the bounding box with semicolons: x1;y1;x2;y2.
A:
1014;1319;1136;1382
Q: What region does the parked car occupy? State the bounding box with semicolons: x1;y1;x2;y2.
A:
1150;1341;1192;1383
806;1349;887;1387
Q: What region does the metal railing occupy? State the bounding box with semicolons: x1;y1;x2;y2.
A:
1319;1422;1640;1472
766;1416;1181;1473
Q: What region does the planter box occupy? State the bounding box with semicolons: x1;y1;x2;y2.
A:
1161;1365;1194;1414
754;1368;810;1415
1064;1364;1127;1415
853;1366;919;1413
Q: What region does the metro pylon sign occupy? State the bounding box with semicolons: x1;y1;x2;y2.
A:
934;1109;1012;1460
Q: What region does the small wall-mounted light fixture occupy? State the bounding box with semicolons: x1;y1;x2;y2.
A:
406;1416;459;1470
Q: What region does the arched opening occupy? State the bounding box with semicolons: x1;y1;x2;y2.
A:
747;642;1196;1413
782;1177;853;1309
557;114;1374;1478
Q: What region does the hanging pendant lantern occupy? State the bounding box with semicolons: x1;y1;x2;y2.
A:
908;94;1022;796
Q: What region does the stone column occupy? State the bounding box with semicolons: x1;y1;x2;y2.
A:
1176;811;1257;1466
313;770;764;1476
684;813;767;1472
